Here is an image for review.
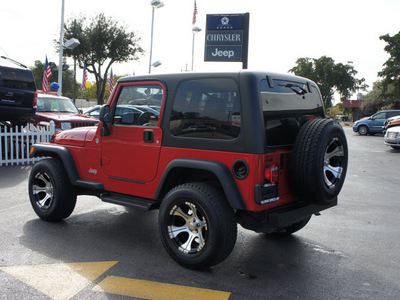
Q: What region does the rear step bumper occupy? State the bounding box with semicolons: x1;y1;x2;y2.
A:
267;198;337;227
238;198;337;232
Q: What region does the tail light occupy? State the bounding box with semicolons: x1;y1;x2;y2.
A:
265;164;279;184
33;92;38;107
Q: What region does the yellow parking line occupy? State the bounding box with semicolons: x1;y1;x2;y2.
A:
93;276;231;300
0;261;118;300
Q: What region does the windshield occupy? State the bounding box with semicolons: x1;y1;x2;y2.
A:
37;97;79;113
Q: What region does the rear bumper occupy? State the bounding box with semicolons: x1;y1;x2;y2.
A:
0;106;36;123
238;198;337;232
267;198;337;227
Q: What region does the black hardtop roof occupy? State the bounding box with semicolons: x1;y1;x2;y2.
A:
117;70;317;87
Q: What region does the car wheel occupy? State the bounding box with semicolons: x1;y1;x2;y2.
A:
358;125;368;135
292;119;348;204
158;183;237;269
267;216;311;237
28;158;77;222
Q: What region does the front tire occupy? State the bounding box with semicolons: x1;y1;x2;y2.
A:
158;183;237;269
358;125;368;136
28;158;77;222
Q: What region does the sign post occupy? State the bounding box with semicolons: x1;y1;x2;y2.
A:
204;13;250;69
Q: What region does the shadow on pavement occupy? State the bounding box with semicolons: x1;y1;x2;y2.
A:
0;165;31;189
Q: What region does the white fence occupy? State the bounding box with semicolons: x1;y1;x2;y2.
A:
0;123;55;166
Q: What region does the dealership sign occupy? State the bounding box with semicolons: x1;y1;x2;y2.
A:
204;13;249;68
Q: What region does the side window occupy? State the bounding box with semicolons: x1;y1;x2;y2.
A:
372;112;385;120
387;111;400;118
113;84;162;126
170;78;240;140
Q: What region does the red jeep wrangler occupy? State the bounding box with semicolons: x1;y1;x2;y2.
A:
28;71;348;269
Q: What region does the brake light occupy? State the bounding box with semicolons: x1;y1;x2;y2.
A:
265;164;279;184
33;92;38;107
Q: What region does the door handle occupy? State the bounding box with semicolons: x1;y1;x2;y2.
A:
143;130;154;143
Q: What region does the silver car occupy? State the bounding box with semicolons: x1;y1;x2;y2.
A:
384;126;400;150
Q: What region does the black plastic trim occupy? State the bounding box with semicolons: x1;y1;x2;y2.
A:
154;158;247;210
30;144;104;190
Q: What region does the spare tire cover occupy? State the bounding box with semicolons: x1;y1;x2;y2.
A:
292;118;348;204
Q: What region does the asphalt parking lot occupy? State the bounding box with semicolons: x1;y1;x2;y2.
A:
0;127;399;300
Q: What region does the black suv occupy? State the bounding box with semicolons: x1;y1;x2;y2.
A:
29;71;348;269
0;56;37;127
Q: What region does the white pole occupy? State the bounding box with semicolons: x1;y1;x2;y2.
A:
57;0;65;96
149;6;155;74
191;31;195;71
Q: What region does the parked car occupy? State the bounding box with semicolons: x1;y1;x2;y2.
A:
384;126;400;150
383;115;400;132
83;105;102;119
30;93;98;131
84;104;159;121
353;110;400;135
29;71;348;269
0;56;37;127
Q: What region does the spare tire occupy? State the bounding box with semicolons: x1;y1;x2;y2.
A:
292;118;348;204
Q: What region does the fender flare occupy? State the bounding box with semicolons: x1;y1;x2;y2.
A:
30;144;104;190
154;158;247;210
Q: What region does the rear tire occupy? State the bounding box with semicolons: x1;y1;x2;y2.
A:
158;183;237;269
28;158;77;222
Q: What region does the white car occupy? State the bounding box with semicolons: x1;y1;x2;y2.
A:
384;126;400;150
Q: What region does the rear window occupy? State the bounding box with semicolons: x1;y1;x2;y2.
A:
170;78;241;140
260;78;324;147
260;79;323;113
0;67;36;91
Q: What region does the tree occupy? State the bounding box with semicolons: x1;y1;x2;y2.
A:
378;32;400;100
62;14;144;104
30;60;75;97
289;56;368;108
362;80;399;114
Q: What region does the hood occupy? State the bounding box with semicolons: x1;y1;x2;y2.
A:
53;126;97;147
35;112;97;122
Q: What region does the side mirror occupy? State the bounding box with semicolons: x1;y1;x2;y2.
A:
99;105;111;123
99;105;111;136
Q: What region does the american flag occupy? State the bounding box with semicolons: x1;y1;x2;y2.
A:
192;0;198;26
82;60;88;90
109;69;114;94
42;56;52;93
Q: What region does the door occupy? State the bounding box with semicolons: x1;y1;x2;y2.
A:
101;81;165;187
370;111;386;132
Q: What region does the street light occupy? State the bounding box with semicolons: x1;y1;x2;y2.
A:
64;38;81;103
149;0;164;74
191;26;202;71
152;60;162;68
